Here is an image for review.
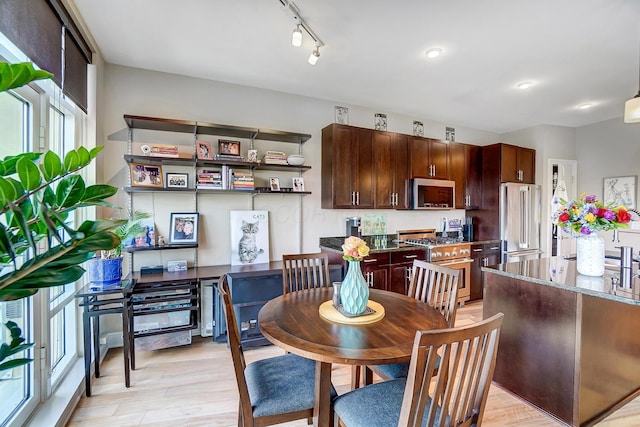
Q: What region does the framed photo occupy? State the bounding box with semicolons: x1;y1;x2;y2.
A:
413;120;424;137
218;139;241;156
247;149;258;162
292;177;305;192
335;106;349;125
166;172;188;189
269;177;280;192
604;176;637;209
196;140;213;160
129;163;163;188
124;220;156;248
169;212;200;244
374;113;387;131
230;210;270;265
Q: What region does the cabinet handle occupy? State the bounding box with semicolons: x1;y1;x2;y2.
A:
472;248;483;252
407;267;413;282
394;193;398;206
356;191;360;206
489;246;500;250
363;258;378;263
404;255;418;259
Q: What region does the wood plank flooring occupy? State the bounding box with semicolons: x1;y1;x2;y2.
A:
67;301;640;426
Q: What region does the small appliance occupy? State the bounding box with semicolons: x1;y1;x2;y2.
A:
345;217;362;237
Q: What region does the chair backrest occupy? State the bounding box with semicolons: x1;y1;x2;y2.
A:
399;313;504;427
407;260;460;327
282;252;332;294
218;275;253;422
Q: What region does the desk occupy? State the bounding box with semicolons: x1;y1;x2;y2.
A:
258;288;447;427
75;280;134;397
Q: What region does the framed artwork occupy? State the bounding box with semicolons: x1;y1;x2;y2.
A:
413;121;424;137
124;220;156;248
247;149;258;162
269;177;280;191
230;210;270;265
166;172;188;189
218;139;241;156
169;212;200;244
196;140;213;160
374;113;387;131
292;177;305;192
445;126;456;142
129;163;163;188
603;176;636;209
335;106;349;125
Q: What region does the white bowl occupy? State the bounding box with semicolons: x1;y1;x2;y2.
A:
287;155;305;166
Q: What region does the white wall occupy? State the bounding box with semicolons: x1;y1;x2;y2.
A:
99;64;501;268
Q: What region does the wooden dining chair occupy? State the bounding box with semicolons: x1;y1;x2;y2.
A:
282;252;332;294
363;260;461;383
219;274;328;426
333;313;504;427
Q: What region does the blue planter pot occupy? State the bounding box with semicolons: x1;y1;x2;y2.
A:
87;257;123;284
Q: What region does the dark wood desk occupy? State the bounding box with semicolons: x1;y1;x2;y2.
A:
258;288;447;427
75;280;134;397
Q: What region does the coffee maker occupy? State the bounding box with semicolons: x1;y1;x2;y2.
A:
345;217;362;237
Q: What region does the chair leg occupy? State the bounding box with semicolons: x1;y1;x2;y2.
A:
350;365;361;389
238;401;243;427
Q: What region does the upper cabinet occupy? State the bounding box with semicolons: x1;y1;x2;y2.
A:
373;132;410;209
321;124;374;209
449;143;482;209
483;143;535;184
409;137;449;180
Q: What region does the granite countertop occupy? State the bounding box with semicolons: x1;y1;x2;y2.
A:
319;235;491;254
483;256;640;305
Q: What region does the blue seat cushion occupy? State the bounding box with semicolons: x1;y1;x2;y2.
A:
371;354;440;380
333;378;446;427
245;353;335;418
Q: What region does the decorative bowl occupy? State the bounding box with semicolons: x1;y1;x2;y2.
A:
287;155;305;166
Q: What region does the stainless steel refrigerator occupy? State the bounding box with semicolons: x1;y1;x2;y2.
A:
500;182;543;263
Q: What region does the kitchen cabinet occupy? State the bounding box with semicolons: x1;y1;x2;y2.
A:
361;252;390;291
388;250;426;294
469;241;501;300
321;124;374;209
409;136;449;180
373;131;410;209
483;143;535;184
449;142;482;209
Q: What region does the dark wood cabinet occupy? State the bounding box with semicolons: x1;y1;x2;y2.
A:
361;252;390;291
449;143;482;209
321;124;374;208
409;136;449;180
373;132;409;209
388;250;426;294
485;143;535;184
469;241;501;300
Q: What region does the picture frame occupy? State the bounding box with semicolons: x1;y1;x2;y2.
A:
166;172;188;189
374;113;387;131
218;139;241;156
335;106;349;125
230;210;270;265
603;175;637;209
292;177;305;192
169;212;200;244
196;140;213;160
269;177;280;192
247;149;258;163
129;163;163;188
413;120;424;137
124;220;156;248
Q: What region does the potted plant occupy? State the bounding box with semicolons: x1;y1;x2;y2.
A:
0;61;125;370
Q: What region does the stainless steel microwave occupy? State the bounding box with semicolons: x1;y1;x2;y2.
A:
412;178;455;210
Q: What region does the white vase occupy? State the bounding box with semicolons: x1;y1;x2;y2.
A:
576;234;605;276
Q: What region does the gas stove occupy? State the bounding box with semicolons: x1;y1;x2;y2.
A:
396;229;471;263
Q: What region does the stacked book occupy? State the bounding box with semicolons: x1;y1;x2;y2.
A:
232;172;254;190
196;171;222;189
150;144;179;158
263;151;288;165
214;153;245;161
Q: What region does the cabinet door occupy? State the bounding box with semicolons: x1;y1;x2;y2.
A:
373;131;394;209
361;252;389;291
410;136;430;178
466;145;482;209
429;139;449;179
392;134;410;209
389;264;410;294
500;144;518;182
518;147;535;184
354;129;375;208
469;245;484;301
449;143;466;208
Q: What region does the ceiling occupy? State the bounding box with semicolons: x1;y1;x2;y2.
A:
70;0;640;134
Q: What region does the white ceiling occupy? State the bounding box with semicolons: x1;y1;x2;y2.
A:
70;0;640;133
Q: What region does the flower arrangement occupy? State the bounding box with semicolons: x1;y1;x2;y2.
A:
342;236;370;261
553;193;631;236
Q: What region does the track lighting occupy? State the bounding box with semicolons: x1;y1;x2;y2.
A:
624;33;640;123
291;24;302;47
308;46;320;65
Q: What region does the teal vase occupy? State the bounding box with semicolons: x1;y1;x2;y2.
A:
340;260;369;315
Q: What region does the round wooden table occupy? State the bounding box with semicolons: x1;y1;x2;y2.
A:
258;288;447;427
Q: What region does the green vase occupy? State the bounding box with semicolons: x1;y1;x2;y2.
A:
340;260;369;315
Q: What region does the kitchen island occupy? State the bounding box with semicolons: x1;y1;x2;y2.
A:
482;257;640;427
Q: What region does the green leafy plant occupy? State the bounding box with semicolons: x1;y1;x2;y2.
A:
0;61;125;372
99;209;151;259
0;321;33;373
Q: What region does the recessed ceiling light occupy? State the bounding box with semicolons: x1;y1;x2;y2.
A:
517;81;533;90
578;103;593;110
425;48;442;59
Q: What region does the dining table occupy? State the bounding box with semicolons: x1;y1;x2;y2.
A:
258;287;448;427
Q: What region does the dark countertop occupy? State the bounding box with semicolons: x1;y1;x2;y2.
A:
483;256;640;304
319;235;494;254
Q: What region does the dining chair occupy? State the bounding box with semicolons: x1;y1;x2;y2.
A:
282;252;332;294
333;312;504;427
364;260;461;383
219;274;331;426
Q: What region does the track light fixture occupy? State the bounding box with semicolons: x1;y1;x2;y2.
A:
291;24;302;47
279;0;324;65
625;32;640;123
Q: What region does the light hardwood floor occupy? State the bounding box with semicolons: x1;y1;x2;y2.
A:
67;301;640;426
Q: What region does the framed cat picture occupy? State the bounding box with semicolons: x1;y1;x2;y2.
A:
229;210;270;266
169;212;199;244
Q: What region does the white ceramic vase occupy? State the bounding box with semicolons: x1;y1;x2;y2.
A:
576;234;605;276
